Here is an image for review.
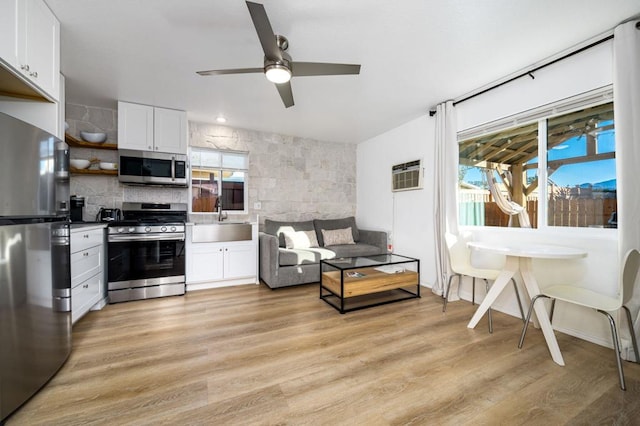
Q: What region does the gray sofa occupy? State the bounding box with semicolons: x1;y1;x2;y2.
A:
259;217;387;289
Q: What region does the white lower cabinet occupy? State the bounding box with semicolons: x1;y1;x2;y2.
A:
70;226;105;324
187;241;257;285
186;224;258;290
224;244;257;279
188;243;225;283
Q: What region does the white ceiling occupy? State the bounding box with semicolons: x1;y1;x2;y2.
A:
46;0;640;144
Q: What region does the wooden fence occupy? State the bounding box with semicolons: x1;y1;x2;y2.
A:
484;198;616;228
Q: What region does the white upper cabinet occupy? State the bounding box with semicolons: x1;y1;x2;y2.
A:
19;0;60;100
0;0;19;68
118;101;187;154
154;107;187;154
118;101;154;151
0;0;60;101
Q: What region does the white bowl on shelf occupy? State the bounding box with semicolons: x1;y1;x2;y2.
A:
70;159;90;169
99;162;118;170
80;131;107;143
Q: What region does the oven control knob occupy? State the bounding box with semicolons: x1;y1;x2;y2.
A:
171;226;177;232
118;227;126;233
145;226;151;232
129;227;135;233
161;226;167;232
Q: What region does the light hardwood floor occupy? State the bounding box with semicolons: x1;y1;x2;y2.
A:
7;283;640;425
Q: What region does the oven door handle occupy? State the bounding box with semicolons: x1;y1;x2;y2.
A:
108;233;185;242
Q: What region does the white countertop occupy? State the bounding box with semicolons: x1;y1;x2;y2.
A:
70;222;107;232
186;222;257;226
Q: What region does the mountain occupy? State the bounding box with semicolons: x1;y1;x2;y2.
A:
582;179;616;190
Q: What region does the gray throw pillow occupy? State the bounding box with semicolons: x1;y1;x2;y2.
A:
321;227;355;246
313;217;359;246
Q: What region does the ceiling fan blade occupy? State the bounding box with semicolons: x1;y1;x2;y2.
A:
196;67;263;76
291;62;361;77
246;1;281;61
275;82;294;108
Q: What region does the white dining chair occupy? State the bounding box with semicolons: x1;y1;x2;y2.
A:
442;232;526;333
518;248;640;391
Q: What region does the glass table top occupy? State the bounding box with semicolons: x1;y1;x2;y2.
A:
321;254;418;270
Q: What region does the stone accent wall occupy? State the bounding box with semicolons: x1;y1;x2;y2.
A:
66;103;356;223
65;103;118;142
190;122;356;224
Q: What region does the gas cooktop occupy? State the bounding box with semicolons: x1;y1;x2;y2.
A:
116;202;187;223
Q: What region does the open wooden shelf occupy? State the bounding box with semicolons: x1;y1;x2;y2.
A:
66;133;118;176
70;167;117;176
65;133;118;150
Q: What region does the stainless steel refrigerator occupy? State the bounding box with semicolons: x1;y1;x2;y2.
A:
0;112;71;422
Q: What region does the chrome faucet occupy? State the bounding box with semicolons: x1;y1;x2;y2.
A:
215;198;227;222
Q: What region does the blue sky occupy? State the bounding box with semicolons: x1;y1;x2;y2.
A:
546;124;615;187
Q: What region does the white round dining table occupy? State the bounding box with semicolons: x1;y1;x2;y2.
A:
466;241;587;366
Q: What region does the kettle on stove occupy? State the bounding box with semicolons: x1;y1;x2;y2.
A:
96;207;122;222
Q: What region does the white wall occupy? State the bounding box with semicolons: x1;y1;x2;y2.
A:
456;39;613;130
356;115;436;286
357;37;628;353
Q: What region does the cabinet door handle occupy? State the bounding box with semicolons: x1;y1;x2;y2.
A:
30;71;38;78
83;234;89;238
83;252;89;257
21;64;30;71
83;284;89;288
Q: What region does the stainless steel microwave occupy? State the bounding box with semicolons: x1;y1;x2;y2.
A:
118;149;188;186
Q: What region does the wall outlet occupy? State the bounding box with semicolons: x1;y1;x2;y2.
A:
254;202;262;210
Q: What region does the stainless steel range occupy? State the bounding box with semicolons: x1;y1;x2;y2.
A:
107;202;187;303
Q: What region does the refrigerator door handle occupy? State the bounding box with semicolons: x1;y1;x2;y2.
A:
51;222;71;312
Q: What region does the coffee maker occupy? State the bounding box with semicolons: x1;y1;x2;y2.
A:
70;195;85;222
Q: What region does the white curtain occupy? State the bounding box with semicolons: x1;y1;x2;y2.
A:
614;19;640;360
433;101;459;297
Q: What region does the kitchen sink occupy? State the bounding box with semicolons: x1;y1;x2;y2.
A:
215;221;251;225
191;223;252;243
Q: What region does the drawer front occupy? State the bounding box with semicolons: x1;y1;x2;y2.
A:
71;244;102;286
71;273;102;323
71;229;104;253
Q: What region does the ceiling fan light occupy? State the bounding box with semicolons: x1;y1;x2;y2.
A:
265;64;291;84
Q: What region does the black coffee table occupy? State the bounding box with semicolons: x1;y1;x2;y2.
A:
320;254;420;313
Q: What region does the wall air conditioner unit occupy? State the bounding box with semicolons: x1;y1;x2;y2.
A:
392;159;423;192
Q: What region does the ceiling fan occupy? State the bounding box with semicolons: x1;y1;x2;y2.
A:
196;1;361;108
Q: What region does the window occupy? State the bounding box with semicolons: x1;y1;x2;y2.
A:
458;100;616;229
458;122;539;227
190;148;248;214
546;102;616;228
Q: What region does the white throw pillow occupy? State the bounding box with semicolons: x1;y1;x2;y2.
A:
321;227;355;246
284;230;319;249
